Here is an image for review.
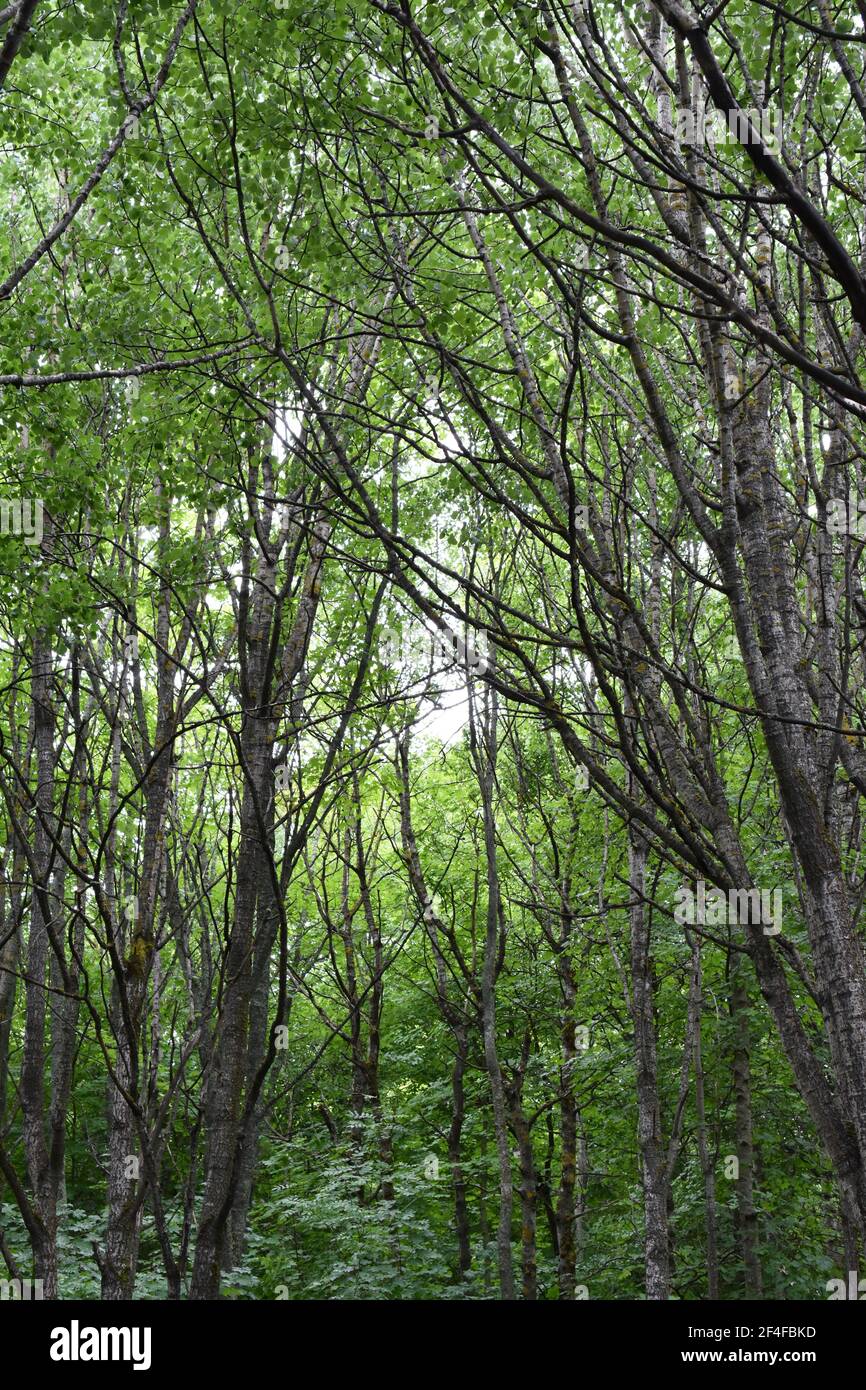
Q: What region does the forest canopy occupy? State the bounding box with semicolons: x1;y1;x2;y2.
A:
1;0;866;1303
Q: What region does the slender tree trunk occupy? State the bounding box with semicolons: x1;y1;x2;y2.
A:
0;843;22;1125
226;893;275;1268
556;951;578;1298
449;1032;472;1280
629;827;669;1300
691;941;719;1298
511;1095;537;1300
397;734;474;1281
472;687;515;1300
20;627;60;1297
731;958;762;1296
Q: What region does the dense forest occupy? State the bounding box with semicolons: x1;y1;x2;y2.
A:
1;0;866;1304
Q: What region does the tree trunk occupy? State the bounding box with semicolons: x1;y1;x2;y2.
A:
629;827;669;1300
731;958;762;1297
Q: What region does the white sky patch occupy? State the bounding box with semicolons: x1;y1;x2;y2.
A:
417;684;471;747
